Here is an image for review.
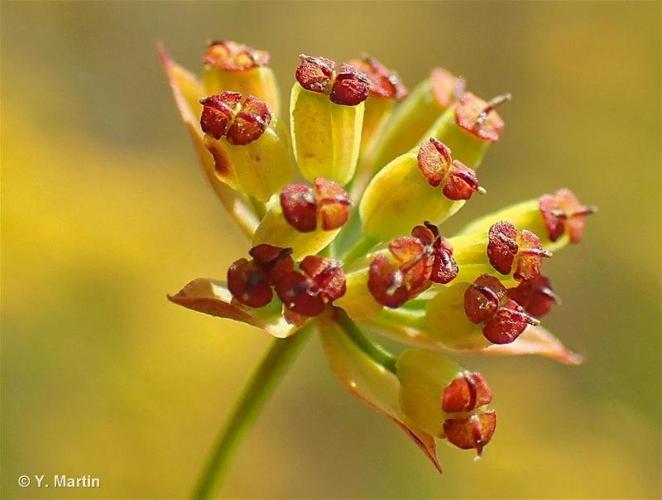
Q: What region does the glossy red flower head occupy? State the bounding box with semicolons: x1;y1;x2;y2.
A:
539;189;597;243
417;138;485;200
200;91;271;145
368;222;458;308
464;274;539;344
296;54;371;106
204;40;270;71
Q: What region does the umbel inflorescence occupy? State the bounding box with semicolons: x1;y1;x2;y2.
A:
162;40;595;470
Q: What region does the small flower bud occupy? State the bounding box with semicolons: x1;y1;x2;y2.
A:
458;189;596;252
348;55;408;153
417;138;485;200
487;221;551;281
397;349;497;455
368;223;458;308
360;141;483;242
291;55;367;185
366;67;463;174
203;40;280;115
421;91;509;168
280;178;351;233
539;188;597;244
201;92;293;202
204;40;270;71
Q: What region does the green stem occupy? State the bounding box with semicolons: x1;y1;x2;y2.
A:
192;326;314;499
342;235;377;267
335;309;397;373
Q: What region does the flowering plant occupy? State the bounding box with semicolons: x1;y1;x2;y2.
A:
160;40;595;497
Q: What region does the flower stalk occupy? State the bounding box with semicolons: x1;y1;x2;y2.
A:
193;325;314;499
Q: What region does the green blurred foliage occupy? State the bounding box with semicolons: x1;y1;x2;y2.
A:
1;1;660;498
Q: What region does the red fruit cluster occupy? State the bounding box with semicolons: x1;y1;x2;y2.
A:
348;55;408;101
417;138;485;200
455;92;508;143
539;188;597;243
200;91;271;145
204;40;270;72
368;222;458;308
464;274;539;344
280;178;351;233
442;371;496;456
430;67;465;109
295;55;371;106
227;245;346;317
487;221;551;281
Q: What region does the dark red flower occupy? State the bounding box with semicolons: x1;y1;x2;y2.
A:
417;138;484;200
368;223;457;308
539;189;597;243
507;275;559;318
280;178;351;233
464;274;539;345
200;91;271;144
204;40;270;71
443;411;497;456
455;92;508;143
275;256;346;317
348;55;408;100
442;372;493;413
487;221;551;280
295;55;370;106
430;67;465;109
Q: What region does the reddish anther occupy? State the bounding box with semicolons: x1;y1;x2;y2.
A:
280;179;350;233
227;258;273;308
417;139;484;200
412;222;459;284
200;92;271;144
514;229;550;281
464;275;507;324
507;275;559;318
464;274;538;345
204;40;270;72
487;221;519;275
249;244;294;283
275;256;346;317
330;63;371;106
443;411;497;456
295;55;370;106
430;67;464;108
295;54;335;93
368;223;458;308
483;299;536;344
442;372;493;413
199;91;242;140
348;55;408;100
455;92;507;143
539;189;597;244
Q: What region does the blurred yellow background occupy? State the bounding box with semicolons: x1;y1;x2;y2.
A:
1;1;660;498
